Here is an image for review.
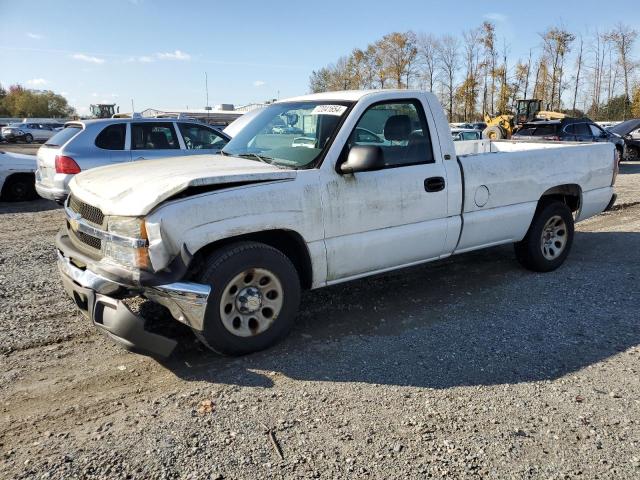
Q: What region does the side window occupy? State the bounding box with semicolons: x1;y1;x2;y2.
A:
178;123;228;150
533;125;557;137
350;100;434;167
574;123;591;136
462;131;478;140
589;124;604;137
95;124;126;150
564;124;576;135
131;122;179;150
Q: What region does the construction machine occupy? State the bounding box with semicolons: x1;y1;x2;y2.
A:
483;99;566;139
89;103;119;119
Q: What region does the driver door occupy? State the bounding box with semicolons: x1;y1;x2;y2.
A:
321;98;450;282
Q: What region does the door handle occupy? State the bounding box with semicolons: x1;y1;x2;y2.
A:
424;176;445;192
135;156;145;160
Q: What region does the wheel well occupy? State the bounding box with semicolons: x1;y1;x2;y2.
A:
538;184;581;212
1;172;36;199
190;229;313;289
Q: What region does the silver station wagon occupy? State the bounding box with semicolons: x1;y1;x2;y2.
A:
35;117;230;203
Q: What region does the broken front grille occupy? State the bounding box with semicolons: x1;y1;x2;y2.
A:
68;195;105;227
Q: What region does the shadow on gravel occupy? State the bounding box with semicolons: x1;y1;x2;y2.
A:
158;230;640;390
0;199;61;214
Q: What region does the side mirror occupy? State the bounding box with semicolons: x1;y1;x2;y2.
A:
340;145;385;174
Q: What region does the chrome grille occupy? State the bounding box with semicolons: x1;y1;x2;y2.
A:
68;195;104;226
72;228;102;250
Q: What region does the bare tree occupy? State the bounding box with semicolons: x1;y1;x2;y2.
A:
416;33;440;92
607;23;638;118
481;21;497;115
437;34;461;119
540;26;575;110
459;27;482;120
572;35;584;114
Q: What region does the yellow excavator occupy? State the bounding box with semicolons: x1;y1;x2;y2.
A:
483;99;566;139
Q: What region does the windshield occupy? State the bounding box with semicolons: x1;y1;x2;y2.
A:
222;101;353;169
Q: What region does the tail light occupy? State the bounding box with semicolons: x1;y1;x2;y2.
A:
611;150;619;186
55;155;81;174
542;135;560;141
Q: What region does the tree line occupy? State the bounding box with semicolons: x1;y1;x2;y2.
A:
0;84;75;118
309;23;640;121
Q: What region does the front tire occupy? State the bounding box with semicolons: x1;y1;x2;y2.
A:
194;241;301;355
627;146;639;162
483;125;506;140
24;133;33;144
514;201;574;272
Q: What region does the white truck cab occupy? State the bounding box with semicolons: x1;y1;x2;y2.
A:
55;90;618;357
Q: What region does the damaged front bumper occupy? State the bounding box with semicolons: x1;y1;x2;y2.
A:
57;247;211;357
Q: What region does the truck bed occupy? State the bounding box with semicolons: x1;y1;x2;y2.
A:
452;140;615;253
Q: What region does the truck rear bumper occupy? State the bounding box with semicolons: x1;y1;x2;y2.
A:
57;250;211;357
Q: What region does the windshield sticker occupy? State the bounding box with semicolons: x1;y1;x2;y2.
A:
311;105;347;116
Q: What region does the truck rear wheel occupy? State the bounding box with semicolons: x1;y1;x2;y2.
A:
193;241;301;355
514;201;574;272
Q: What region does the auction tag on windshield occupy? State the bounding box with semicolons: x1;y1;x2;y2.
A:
312;104;347;116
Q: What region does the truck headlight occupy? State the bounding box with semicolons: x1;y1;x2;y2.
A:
101;216;150;269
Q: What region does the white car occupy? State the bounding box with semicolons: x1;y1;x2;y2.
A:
1;123;57;143
0;150;37;201
56;89;618;357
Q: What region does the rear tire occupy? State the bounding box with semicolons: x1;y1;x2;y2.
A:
193;241;301;355
514;201;574;272
1;173;37;201
627;146;639;161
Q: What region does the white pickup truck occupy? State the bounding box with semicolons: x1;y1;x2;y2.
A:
56;90;618;357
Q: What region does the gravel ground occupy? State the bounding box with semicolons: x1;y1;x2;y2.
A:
0;186;639;479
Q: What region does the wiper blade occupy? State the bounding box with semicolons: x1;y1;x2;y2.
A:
237;153;275;165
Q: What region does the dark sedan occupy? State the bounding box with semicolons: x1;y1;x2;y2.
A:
512;117;625;163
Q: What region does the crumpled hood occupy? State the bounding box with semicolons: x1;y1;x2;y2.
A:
608;119;640;136
70;154;297;216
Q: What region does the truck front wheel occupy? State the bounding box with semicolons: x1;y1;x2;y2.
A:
193;241;301;355
514;201;574;272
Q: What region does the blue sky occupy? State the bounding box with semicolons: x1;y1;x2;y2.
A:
1;0;638;115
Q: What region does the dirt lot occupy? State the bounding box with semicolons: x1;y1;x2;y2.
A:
1;175;639;479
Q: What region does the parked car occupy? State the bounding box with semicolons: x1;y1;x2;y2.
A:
512;118;625;162
0;150;38;201
451;128;482;141
56;89;618;357
607;119;640;161
471;122;487;131
1;122;58;143
35;117;231;203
